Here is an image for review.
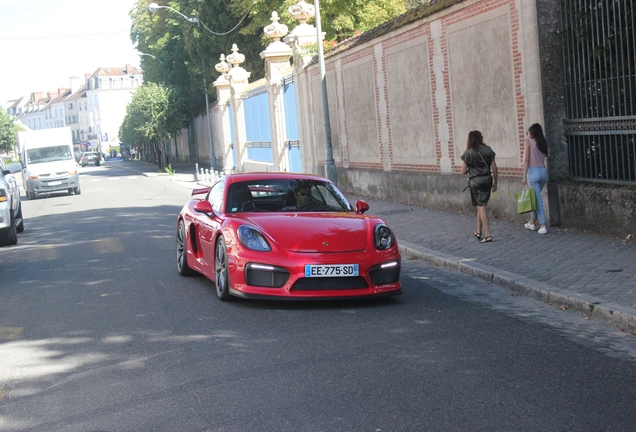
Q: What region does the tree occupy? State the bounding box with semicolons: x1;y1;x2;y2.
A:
128;0;426;133
227;0;424;43
0;109;23;155
130;0;264;111
119;82;176;145
130;0;207;117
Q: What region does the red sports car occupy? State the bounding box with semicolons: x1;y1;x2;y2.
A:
176;173;401;301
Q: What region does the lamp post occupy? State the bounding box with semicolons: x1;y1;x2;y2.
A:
137;52;162;63
314;0;337;184
148;2;216;171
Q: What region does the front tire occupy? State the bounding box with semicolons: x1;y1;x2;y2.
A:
74;185;81;195
0;211;18;246
27;190;35;200
176;220;195;276
16;204;24;233
215;236;233;301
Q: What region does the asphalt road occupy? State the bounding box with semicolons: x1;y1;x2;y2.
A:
1;164;635;431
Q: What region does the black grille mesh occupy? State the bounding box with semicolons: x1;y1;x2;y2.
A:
291;276;368;291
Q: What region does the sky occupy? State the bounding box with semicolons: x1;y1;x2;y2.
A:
0;0;141;106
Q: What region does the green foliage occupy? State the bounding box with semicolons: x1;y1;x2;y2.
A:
130;0;265;111
228;0;420;42
165;164;176;175
0;109;23;154
119;82;177;146
128;0;424;131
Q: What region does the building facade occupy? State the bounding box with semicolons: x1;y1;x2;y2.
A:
6;66;143;155
84;65;143;151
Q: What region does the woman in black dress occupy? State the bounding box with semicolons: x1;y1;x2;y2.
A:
460;130;498;243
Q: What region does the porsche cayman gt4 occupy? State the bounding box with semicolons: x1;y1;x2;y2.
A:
176;173;401;301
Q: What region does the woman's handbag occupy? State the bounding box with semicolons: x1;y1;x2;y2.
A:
515;187;538;214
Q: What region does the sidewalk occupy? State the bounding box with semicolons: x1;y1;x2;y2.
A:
116;159;636;330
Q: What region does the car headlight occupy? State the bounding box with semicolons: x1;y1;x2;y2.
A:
0;189;7;202
374;224;394;250
238;225;271;251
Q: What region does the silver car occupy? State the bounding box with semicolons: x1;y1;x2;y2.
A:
0;159;24;246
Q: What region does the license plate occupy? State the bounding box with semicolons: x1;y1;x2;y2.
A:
305;264;359;277
48;181;62;186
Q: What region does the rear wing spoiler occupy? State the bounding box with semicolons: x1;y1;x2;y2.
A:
191;187;211;197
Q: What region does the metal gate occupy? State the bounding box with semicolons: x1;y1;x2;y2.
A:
284;76;302;172
243;88;273;162
562;0;636;183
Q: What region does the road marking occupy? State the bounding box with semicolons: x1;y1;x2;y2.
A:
26;245;60;261
88;177;137;181
92;237;124;254
7;238;127;256
0;327;24;341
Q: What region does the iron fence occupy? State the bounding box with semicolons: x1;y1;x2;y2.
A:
562;0;636;183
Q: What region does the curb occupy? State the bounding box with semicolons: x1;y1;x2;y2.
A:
113;162;196;182
399;240;636;331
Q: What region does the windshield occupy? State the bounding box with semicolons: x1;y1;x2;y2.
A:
27;146;73;164
225;179;353;213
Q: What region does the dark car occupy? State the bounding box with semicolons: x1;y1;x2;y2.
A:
80;151;101;167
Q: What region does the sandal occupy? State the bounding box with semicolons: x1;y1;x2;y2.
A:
479;236;492;243
474;232;482;240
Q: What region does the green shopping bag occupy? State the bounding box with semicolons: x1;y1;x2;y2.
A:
515;187;538;214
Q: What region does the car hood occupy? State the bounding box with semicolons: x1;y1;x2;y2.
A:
241;213;372;253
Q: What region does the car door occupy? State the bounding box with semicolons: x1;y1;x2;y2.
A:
197;181;224;273
0;160;18;213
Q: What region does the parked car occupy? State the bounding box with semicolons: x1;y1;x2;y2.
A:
176;172;402;301
0;159;24;246
80;151;101;167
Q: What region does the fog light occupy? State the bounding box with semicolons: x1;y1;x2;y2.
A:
369;261;401;285
245;263;289;287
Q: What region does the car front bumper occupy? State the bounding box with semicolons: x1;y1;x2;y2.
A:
28;173;80;194
226;249;402;299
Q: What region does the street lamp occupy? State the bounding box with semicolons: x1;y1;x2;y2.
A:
147;2;216;171
137;51;162;63
314;0;337;184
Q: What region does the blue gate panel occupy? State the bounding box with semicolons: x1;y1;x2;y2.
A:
247;146;273;162
288;143;302;172
283;80;299;140
244;92;271;142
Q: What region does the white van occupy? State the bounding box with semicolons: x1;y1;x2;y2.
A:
18;128;81;199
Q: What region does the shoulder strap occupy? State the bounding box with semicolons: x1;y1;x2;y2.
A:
477;150;489;168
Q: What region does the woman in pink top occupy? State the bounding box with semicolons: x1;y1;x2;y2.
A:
522;123;549;234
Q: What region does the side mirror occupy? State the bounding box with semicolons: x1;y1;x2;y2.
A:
355;199;370;214
7;163;22;174
193;200;214;215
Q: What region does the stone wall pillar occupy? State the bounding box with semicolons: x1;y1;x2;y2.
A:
535;0;567;227
226;44;251;172
261;11;293;172
213;54;234;172
284;0;324;174
284;0;324;75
